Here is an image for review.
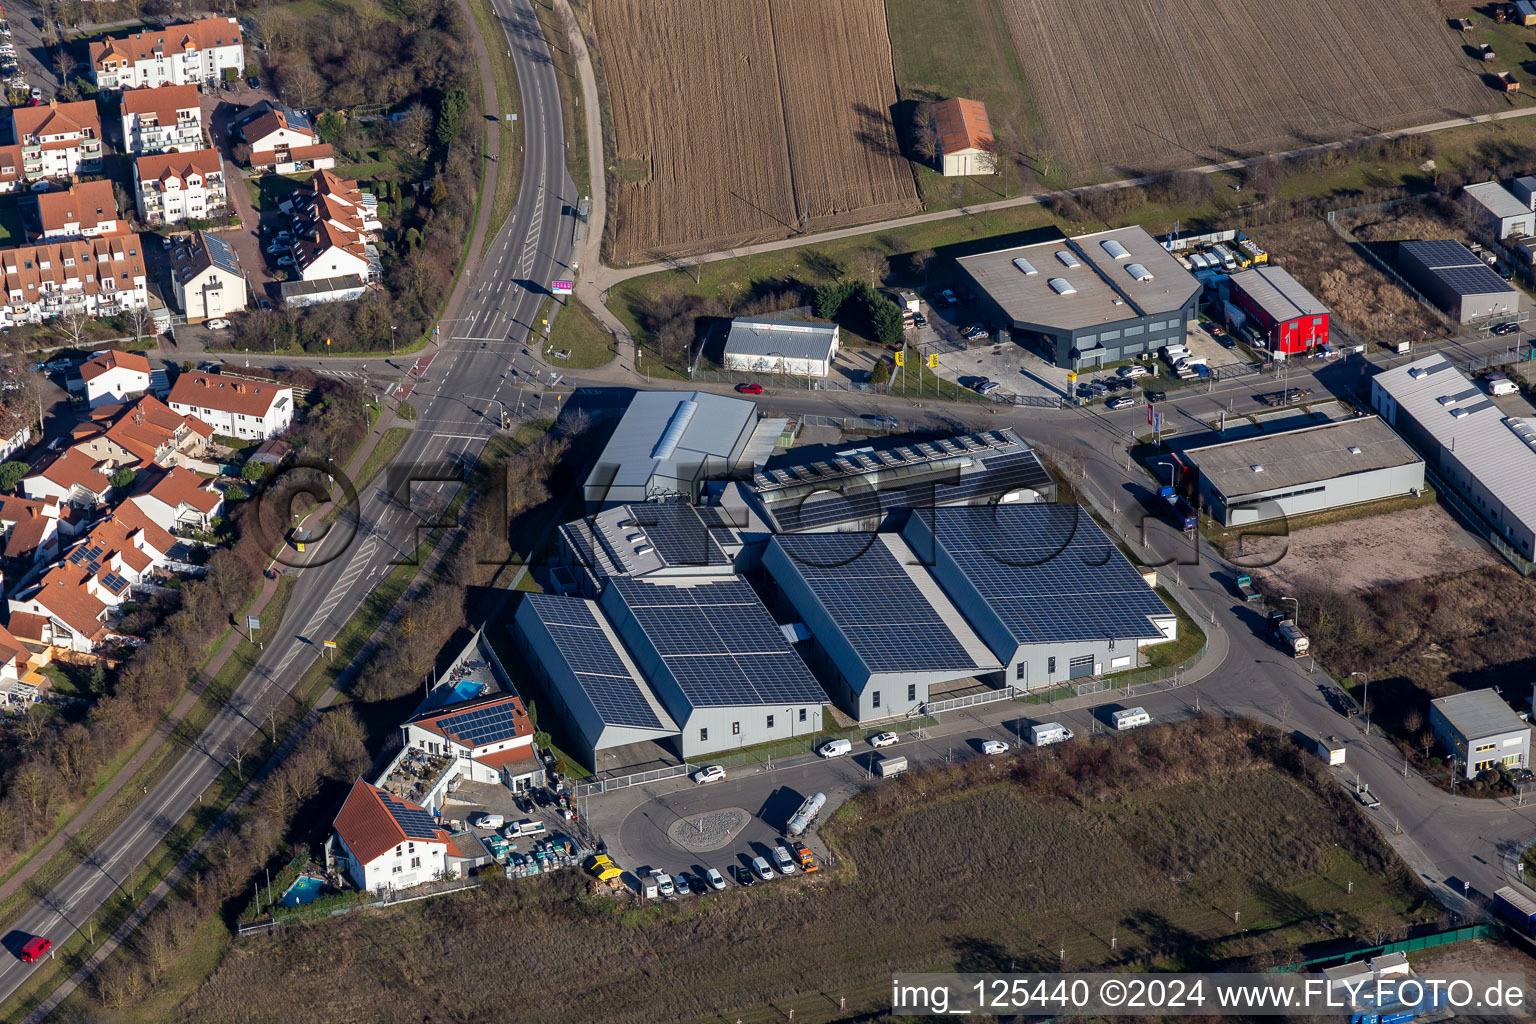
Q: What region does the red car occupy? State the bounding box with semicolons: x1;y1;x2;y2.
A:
19;936;51;962
735;383;764;395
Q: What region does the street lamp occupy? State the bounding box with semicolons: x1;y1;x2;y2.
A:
1351;671;1370;737
1280;595;1299;627
390;324;397;355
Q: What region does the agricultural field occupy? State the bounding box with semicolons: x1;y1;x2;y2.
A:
178;721;1431;1024
596;0;918;264
993;0;1499;182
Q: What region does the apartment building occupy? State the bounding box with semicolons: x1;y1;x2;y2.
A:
8;100;103;181
0;233;149;328
133;149;225;226
290;169;380;284
78;348;150;409
90;18;244;91
241;106;334;174
119;83;205;155
168;372;293;439
172;231;245;321
34;180;123;242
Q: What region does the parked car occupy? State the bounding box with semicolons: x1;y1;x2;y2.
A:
1144;390;1167;403
205;318;231;330
817;738;852;758
266;243;290;255
276;255;295;266
18;936;50;962
733;863;756;886
248;76;260;88
980;739;1010;755
673;872;691;895
977;381;1002;396
961;376;989;393
28;180;49;193
868;731;899;748
691;765;725;785
470;812;504;830
937;289;957;306
705;867;727;890
29;87;41;101
734;382;763;395
912;313;927;327
1107;396;1137;410
1117;363;1150;379
751;856;775;881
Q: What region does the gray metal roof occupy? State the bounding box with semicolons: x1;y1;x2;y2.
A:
590;390;760;494
1432;688;1529;740
1399;240;1514;300
1185;417;1422;500
1465;181;1532;221
1375;354;1536;536
1229;265;1328;322
279;275;365;299
723;317;838;362
957;226;1199;332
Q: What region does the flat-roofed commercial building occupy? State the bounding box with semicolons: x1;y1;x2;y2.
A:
1184;418;1425;527
1396;240;1518;324
957;226;1200;370
1431;689;1530;779
722;317;839;378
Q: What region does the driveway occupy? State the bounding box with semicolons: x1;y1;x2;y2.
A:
205;91;281;306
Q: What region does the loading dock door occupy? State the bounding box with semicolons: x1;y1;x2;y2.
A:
1068;654;1095;680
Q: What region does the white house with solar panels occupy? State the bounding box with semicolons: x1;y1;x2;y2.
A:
399;693;542;793
903;504;1177;689
584;390;787;509
746;429;1054;533
762;532;1001;721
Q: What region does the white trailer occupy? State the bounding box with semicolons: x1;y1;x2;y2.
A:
874;755;908;778
1112;707;1152;731
1312;735;1346;766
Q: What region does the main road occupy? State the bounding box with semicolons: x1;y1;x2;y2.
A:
0;0;575;1009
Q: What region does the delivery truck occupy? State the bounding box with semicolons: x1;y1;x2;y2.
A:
1031;722;1073;747
1495;886;1536;936
1233;573;1261;602
1159;485;1198;531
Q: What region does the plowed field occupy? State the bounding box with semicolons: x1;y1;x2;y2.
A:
997;0;1499;180
597;0;919;264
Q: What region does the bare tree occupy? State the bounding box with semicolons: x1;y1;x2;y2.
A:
55;307;91;350
909;247;936;284
52;48;72;84
392;103;431;157
282;65;325;108
852;247;886;288
127;303;154;346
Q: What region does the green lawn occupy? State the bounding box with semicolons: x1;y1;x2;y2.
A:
546;297;616;369
248;174;306;213
0;202;24;246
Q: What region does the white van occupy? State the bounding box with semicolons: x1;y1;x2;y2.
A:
653;871;675;897
1112;707;1152;731
1161;344;1190;363
817;738;852;758
1487;373;1518;396
471;812;505;830
504;818;546;838
772;845;797;874
1176;355;1207;370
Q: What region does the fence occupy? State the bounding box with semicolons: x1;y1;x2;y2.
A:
1325;205;1459;333
1267;923;1502;972
572;763;691;799
1424;466;1535;577
923;686;1020;716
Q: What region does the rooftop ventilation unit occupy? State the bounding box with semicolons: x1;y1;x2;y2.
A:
1100;239;1131;260
1126;263;1153;282
1250;465;1264;473
1347;446;1363;455
651;400;699;460
1011;256;1038;275
1451;408;1470;419
1055;250;1081;268
1048;277;1077;295
1408;366;1428;379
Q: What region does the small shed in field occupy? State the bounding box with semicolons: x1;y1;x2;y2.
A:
932;98;995;177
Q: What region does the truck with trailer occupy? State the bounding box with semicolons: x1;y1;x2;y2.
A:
786;792;826;837
1159;485;1198;531
1233;573;1262;602
1494;886;1536;936
1269;611;1311;658
873;755;907;779
1031;722;1073;747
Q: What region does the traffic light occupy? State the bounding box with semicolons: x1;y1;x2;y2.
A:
501;412;512;430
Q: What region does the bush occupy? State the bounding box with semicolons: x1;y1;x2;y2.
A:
0;461;28;491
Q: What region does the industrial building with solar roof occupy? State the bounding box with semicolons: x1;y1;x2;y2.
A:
762;533;1001;722
1182;418;1425;527
1395;240;1519;324
956;226;1200;370
902;504;1176;688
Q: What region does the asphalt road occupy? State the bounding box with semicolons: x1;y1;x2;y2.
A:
0;0;575;1004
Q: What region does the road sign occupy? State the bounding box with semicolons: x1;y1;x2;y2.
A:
894;350;904;367
1066;370;1078;382
927;354;938;369
296;542;306;552
323;640;337;650
551;280;573;295
247;617;260;631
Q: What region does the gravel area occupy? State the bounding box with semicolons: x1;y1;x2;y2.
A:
667;807;749;853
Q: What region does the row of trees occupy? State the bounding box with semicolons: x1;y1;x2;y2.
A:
814;278;905;347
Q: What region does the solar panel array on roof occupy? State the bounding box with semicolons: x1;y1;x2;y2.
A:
202;232;241;276
771;534;975;673
283;107;315;135
432;701;524;748
928;504;1170;644
523;594;664;729
1399;240;1513;299
381;792;441;841
610;578;824;707
101;572;128;592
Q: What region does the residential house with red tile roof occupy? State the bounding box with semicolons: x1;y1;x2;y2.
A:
0;145;23;194
0;494;79;575
0;233;150;327
241;107;335;175
33;181;124;242
79;348;151;408
0;403;30;462
118;83;204;156
133;149;226;226
171;231;246;322
7;100;103;181
127;465;223;533
168;372;293;439
0;621;31;687
7;507;175;652
70;395;213;470
21;447;113;508
401;693;541;791
89;18;244;92
931;97;995;177
329;780;474;892
288;169;380;287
